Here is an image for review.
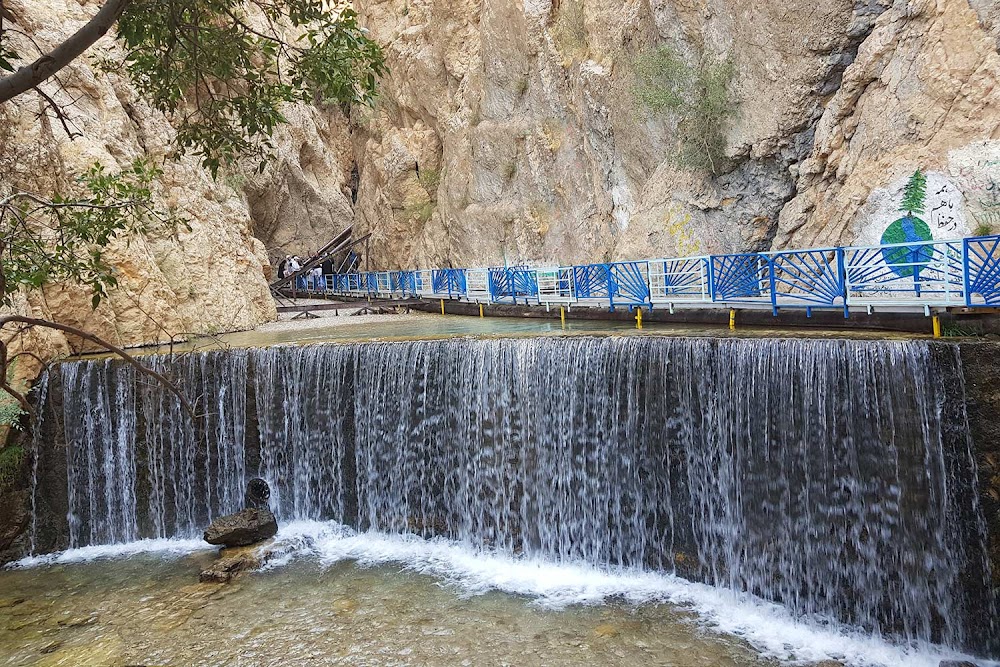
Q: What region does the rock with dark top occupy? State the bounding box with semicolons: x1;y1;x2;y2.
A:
199;542;274;583
243;478;271;509
939;661;979;667
203;508;277;547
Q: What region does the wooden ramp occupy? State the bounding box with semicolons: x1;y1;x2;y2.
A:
276;299;423;319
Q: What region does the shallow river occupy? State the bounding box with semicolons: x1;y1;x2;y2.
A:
0;522;982;667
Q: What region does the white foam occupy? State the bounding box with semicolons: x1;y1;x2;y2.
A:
274;520;996;667
10;536;211;567
8;521;997;667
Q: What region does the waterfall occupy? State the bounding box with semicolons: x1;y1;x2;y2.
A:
34;336;997;655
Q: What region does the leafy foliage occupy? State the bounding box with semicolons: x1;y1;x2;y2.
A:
551;0;587;64
0;445;24;491
0;41;16;73
0;398;24;430
899;169;927;216
0;159;176;309
973;221;994;237
633;46;689;113
634;46;737;175
115;1;386;177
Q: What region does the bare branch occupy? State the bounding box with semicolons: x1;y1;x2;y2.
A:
33;86;81;139
0;315;196;420
0;191;138;209
0;0;132;104
0;339;32;418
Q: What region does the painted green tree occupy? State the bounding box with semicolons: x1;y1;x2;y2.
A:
899;169;927;217
881;169;933;278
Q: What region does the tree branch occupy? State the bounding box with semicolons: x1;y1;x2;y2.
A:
0;0;133;104
0;315;196;420
34;86;81;139
0;339;32;418
0;191;138;209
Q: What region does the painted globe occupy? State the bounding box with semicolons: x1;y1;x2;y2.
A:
880;215;933;278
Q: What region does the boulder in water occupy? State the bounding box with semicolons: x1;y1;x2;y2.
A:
203;508;277;547
199;541;275;583
939;662;979;667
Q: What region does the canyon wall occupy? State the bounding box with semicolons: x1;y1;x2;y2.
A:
0;0;285;368
2;0;1000;359
347;0;1000;269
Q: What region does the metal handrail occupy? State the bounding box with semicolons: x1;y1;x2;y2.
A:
314;235;1000;315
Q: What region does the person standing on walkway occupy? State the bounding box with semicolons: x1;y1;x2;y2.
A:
289;255;304;289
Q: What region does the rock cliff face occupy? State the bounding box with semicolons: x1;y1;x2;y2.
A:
347;0;1000;269
0;0;280;368
3;0;1000;361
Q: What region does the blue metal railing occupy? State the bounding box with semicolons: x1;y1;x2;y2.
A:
301;234;1000;315
488;266;538;304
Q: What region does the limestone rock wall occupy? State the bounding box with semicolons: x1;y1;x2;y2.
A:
0;0;279;370
347;0;1000;270
776;0;1000;249
346;0;866;268
4;0;1000;361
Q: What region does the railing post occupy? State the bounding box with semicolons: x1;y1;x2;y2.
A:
944;246;954;305
643;260;653;309
768;256;779;316
836;247;849;318
607;264;615;312
701;258;709;302
963;238;973;307
708;256;719;302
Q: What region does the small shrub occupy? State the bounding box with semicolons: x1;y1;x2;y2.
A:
417;168;441;193
516;76;530;98
0;397;24;429
502;161;518;182
0;446;24;491
540;120;564;152
403;199;435;224
551;0;587;64
633;46;738;176
973;221;994;237
633;46;689;112
224;170;247;194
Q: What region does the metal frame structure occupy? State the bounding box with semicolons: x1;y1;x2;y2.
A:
300;235;1000;316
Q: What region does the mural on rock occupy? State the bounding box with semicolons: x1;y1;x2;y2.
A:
856;170;969;248
950;141;1000;235
853;141;1000;253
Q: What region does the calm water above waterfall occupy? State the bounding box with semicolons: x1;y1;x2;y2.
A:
14;336;1000;664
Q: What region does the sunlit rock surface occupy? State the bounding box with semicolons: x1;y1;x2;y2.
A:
3;0;1000;355
0;0;278;368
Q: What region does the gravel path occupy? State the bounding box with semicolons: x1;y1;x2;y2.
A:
256;299;430;334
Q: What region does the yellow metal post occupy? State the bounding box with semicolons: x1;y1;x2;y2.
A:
635;307;643;329
932;315;942;338
560;306;566;329
440;299;445;315
479;303;484;318
729;308;736;331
